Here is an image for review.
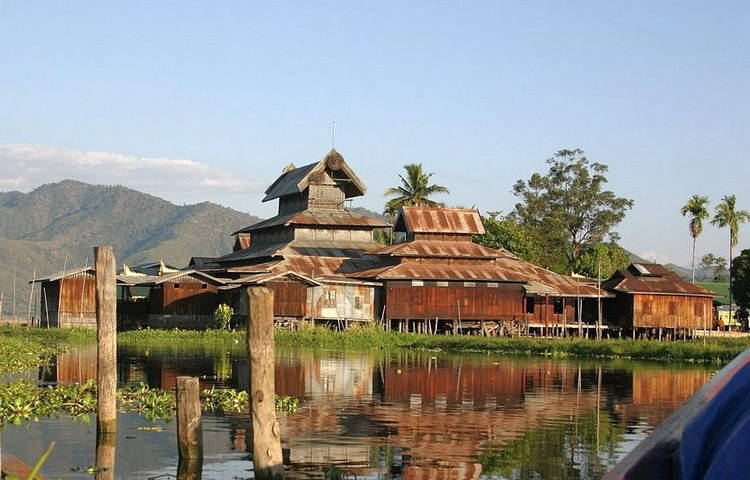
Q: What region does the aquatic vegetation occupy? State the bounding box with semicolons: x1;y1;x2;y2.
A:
117;325;750;364
0;379;300;426
0;325;95;375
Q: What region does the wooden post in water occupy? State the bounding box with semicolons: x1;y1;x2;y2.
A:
246;286;283;479
95;431;116;480
176;376;203;461
95;245;117;435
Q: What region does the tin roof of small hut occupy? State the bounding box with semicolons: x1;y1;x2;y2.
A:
262;149;367;201
233;208;389;235
395;207;485;235
603;263;717;297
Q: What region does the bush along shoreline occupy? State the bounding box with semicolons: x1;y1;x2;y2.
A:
116;325;750;364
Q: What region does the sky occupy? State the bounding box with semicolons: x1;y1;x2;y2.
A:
1;1;749;267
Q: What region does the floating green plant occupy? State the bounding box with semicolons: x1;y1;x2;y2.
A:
0;379;300;426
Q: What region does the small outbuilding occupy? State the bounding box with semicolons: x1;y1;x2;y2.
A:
603;263;717;337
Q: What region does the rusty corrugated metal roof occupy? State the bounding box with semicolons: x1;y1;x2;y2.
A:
396;207;485;235
233;208;389;234
369;240;515;259
603;265;717;297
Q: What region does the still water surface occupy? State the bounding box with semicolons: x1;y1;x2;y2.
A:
3;345;714;479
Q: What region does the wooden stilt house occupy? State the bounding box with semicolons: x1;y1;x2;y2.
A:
603;263;717;336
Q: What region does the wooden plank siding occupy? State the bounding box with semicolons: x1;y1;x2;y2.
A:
606;293;713;329
384;282;524;321
148;276;219;328
266;280;308;318
57;273;97;327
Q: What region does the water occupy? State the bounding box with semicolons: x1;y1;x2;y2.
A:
1;345;714;479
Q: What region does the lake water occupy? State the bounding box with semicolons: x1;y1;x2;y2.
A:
1;345;715;479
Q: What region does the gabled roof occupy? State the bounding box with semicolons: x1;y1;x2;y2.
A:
394;207;485;235
32;266;95;283
232;270;322;287
603;263;717;297
138;269;226;286
262;149;367;202
233;208;390;235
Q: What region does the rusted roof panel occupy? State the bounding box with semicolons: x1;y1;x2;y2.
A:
604;265;717;297
369;240;515;259
396;207;485;235
233;208;390;234
347;263;529;282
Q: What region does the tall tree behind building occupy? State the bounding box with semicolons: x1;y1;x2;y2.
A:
711;194;750;308
511;149;634;275
680;195;711;283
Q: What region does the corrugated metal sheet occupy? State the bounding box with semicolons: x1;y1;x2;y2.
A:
234;208;389;234
604;266;717;297
396;207;485;235
262;149;367;201
369;240;514;259
348;263;529;282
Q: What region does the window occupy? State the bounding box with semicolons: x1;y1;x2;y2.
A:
354;296;363;310
526;298;535;314
201;284;208;290
643;301;653;315
173;283;181;289
553;298;564;315
669;302;677;315
411;280;424;286
694;303;703;317
464;282;476;287
325;289;337;308
436;281;449;287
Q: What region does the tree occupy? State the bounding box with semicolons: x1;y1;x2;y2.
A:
474;212;540;264
699;253;728;282
384;163;449;218
711;195;750;307
511;149;634;274
680;195;710;283
732;249;750;312
575;241;630;280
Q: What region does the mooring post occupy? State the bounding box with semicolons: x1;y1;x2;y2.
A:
246;286;283;479
95;431;116;480
176;376;203;461
95;245;117;435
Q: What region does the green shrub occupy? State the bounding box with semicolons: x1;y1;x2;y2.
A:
212;304;234;330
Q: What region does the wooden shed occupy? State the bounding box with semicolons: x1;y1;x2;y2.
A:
139;270;226;329
33;267;99;328
603;263;717;336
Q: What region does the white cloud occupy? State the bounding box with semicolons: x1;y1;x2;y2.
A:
0;144;265;205
639;251;671;265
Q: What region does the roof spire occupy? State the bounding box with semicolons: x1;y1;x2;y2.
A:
332;120;336;149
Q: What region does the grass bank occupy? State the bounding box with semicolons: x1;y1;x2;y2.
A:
117;326;750;364
0;325;94;375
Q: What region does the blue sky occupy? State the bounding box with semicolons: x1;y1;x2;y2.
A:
1;1;749;266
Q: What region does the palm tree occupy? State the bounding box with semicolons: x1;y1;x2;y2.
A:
711;194;750;310
384;163;449;218
680;195;710;283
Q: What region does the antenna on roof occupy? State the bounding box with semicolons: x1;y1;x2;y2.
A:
332;120;336;148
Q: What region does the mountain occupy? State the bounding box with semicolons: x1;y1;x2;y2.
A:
0;180;260;318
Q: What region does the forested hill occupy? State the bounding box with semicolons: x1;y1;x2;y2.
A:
0;179;260;317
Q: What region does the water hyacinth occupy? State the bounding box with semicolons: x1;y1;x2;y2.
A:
0;380;300;426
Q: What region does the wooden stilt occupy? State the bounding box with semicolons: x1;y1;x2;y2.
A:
246;286;283;479
95;246;117;435
95;431;116;480
176;376;203;460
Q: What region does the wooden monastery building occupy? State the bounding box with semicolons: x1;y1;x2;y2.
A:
31;150;720;337
603;263;717;338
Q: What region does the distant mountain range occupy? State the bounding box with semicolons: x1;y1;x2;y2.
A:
0;180;260;317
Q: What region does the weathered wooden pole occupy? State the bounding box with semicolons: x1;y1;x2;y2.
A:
95;431;116;480
246;286;283;479
176;376;203;461
95;245;117;435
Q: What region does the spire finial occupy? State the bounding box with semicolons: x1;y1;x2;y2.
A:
332;120;336;149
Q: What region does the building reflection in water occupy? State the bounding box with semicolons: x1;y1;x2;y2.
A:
35;346;712;480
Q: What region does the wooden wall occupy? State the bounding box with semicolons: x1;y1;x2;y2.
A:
267;279;308;318
632;294;713;329
606;293;713;329
384;282;524;321
150;277;219;315
309;284;377;321
51;273;97;327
